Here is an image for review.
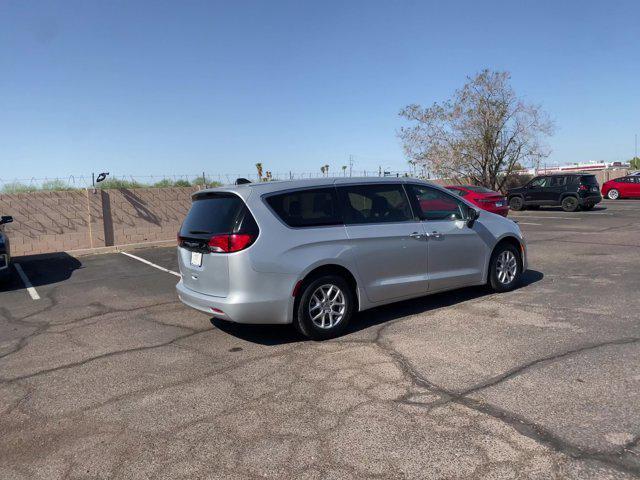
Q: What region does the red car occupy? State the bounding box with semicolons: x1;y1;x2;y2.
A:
445;185;509;216
601;176;640;200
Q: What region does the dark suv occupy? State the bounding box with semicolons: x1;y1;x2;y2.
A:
0;215;13;281
508;174;602;212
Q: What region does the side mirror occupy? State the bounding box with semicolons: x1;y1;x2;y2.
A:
466;208;479;228
0;216;13;225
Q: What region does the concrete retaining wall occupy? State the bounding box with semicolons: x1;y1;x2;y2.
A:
0;187;197;256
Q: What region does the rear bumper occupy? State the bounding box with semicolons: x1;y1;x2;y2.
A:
176;280;293;325
578;194;602;205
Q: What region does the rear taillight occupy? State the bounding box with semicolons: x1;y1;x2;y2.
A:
208;234;256;253
578;184;589;191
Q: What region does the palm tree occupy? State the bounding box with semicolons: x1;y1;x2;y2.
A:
324;164;330;176
320;166;326;177
341;165;347;176
255;163;263;181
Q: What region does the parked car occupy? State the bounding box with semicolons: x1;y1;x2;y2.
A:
601;176;640;199
507;173;601;212
445;185;509;217
176;178;527;339
0;215;14;281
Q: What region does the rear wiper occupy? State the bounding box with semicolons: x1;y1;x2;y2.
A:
187;230;211;235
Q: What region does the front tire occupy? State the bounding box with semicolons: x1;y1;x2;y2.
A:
488;243;522;292
294;275;355;340
561;196;579;212
607;189;620;200
509;196;524;211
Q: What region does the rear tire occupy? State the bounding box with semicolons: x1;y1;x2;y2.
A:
294;274;355;340
582;204;594;211
607;189;620;200
488;243;522;292
561;196;579;212
509;196;524;211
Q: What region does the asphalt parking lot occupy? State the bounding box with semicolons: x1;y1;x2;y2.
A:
1;199;639;479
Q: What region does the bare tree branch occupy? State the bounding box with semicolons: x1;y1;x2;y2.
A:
398;70;555;190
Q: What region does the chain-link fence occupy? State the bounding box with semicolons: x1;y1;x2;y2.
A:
0;170;421;193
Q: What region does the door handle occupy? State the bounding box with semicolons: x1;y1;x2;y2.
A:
409;232;424;239
425;231;443;239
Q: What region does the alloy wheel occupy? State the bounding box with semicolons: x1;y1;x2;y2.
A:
496;250;518;285
308;284;346;329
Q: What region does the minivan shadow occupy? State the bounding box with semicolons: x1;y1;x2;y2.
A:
212;269;544;346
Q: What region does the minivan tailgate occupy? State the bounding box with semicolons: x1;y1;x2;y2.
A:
178;246;230;297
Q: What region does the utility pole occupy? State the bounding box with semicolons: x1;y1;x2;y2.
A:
349;155;354;177
635;134;638;158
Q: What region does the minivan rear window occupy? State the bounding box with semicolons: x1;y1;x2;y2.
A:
180;193;256;237
265;187;341;228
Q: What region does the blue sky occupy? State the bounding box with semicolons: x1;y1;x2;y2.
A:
1;0;639;181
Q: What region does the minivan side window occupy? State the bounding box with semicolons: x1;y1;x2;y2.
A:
337;184;413;224
265;188;341;228
407;185;466;221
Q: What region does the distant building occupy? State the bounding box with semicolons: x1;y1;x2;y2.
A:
526;161;629;175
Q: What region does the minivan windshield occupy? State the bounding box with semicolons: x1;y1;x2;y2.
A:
180;193;245;236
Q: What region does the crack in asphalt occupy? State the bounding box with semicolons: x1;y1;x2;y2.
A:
363;317;640;476
459;336;640;397
0;329;207;384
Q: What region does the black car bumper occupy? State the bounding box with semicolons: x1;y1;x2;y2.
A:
578;194;602;205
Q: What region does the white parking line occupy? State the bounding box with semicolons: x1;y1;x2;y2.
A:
120;251;181;277
14;263;41;300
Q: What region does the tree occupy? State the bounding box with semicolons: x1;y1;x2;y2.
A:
341;165;347;176
324;164;329;176
630;157;640;170
398;70;554;190
320;166;326;176
255;163;263;181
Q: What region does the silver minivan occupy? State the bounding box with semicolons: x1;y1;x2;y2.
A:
176;178;527;339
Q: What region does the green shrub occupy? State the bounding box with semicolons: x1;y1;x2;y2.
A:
98;178;147;189
41;179;75;191
173;179;192;187
192;177;222;188
1;182;38;194
152;179;174;188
